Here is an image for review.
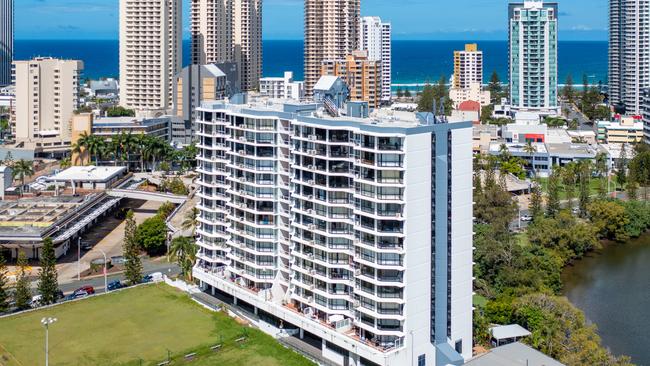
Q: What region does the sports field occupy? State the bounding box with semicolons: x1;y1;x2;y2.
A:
0;284;314;366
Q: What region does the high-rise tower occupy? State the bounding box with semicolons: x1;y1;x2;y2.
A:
304;0;360;96
119;0;182;115
509;1;560;115
359;16;392;102
191;0;262;91
609;0;650;114
0;0;13;86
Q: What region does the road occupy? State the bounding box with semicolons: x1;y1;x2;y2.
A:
34;261;181;296
561;101;592;131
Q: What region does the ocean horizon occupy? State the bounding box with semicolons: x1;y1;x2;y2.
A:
15;39;608;88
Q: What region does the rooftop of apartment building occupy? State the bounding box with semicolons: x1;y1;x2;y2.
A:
200;94;470;131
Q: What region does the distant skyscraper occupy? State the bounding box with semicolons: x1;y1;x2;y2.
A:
119;0;182;115
508;1;560;115
453;44;483;90
609;0;650;115
359;16;391;102
304;0;360;96
0;0;13;86
191;0;262;91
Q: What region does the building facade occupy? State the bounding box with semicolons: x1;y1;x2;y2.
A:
192;98;473;366
453;44;483;90
259;71;306;100
359;16;392;103
321;51;382;109
119;0;182;115
304;0;360;96
643;89;650;143
12;58;83;153
595;116;644;144
609;0;650;114
191;0;262;91
509;2;560;115
0;0;12;87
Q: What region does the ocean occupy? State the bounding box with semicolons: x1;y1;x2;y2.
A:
15;39;608;88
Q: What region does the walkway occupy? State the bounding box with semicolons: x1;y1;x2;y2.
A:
107;189;187;204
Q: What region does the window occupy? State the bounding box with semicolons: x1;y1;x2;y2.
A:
418;354;426;366
455;340;463;354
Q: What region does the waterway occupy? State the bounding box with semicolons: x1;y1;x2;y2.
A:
562;237;650;366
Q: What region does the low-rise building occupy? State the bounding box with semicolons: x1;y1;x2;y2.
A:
502;123;548;143
47;166;127;191
259;71;305;100
466;342;565;366
594;116;643;144
0;165;12;200
0;194;121;260
473;125;498;154
88;78;119;98
449;83;491;109
91;116;172;142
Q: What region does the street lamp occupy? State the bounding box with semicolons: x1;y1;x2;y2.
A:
41;317;57;366
77;237;81;281
97;249;108;293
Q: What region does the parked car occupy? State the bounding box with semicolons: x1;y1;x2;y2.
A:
73;285;95;296
107;280;123;291
30;295;42;308
572;207;580;214
111;256;126;265
521;215;533;222
141;274;153;283
65;290;89;301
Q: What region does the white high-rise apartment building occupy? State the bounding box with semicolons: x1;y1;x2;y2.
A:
609;0;650;115
359;17;392;102
192;97;473;366
509;1;560;116
119;0;182;115
11;58;83;152
191;0;263;91
0;0;12;87
304;0;360;96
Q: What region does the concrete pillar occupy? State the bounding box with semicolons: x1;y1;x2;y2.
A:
299;328;304;339
233;297;238;306
349;352;360;366
211;286;216;295
254;307;258;316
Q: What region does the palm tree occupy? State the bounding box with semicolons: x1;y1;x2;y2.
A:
122;132;136;171
134;133;148;172
85;135;106;165
72;131;92;166
168;237;197;280
182;207;199;235
12;159;34;196
523;141;537;177
60;157;72;169
111;133;125;166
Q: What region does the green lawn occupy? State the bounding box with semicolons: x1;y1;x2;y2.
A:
0;284;314;366
537;177;606;201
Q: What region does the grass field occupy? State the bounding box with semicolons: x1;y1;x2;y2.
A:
0;284;314;366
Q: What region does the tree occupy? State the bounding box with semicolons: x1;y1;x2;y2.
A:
587;200;630;242
417;76;452;115
488;70;502;102
523;141;537;177
628;150;650;200
159;161;171;174
37;238;59;305
135;216;168;255
12;159;34;196
530;185;543;219
561;163;577;205
123;210;143;285
105;106;136;117
481;104;494;124
615;143;628;189
396;87;404;98
404;89;412;98
14;252;31;310
0;254;9;313
168;237;197;280
182;207;199;235
577;161;592;216
546;169;561;217
86;135;107;165
60;157;72;169
562;74;575;103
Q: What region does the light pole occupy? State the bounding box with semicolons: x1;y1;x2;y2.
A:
41;317;57;366
77;237;81;281
97;249;108;292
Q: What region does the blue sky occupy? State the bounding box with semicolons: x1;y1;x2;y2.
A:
16;0;608;41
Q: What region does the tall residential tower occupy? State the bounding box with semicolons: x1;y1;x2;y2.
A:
359;16;392;102
119;0;182;115
0;0;13;86
192;97;473;366
453;44;483;90
304;0;360;96
191;0;263;91
508;1;560;115
609;0;650;115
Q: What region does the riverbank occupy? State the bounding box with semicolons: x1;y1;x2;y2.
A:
562;236;650;366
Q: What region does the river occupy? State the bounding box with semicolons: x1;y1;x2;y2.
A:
562;236;650;366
